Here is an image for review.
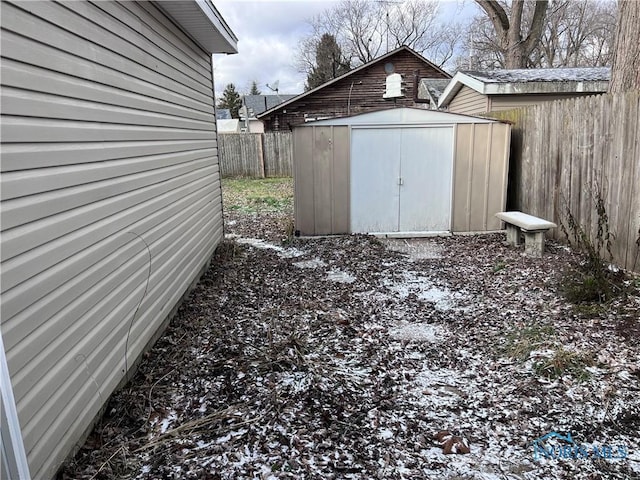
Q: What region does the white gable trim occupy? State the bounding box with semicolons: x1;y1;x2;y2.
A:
157;0;238;54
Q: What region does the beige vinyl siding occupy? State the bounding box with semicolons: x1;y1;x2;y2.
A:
0;1;222;478
447;86;489;115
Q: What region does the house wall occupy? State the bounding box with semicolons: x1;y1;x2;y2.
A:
262;50;449;131
0;1;222;478
446;86;489;115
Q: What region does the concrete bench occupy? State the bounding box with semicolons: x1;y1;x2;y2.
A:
495;211;557;257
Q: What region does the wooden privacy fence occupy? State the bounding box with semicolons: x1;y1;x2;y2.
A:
218;132;293;178
492;91;640;272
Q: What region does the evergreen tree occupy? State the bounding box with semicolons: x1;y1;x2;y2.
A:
305;34;351;91
217;83;242;118
249;81;261;95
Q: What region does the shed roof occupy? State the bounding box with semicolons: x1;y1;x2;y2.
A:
439;67;610;108
157;0;238;54
298;107;497;127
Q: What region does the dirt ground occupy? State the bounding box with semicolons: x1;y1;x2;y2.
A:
63;180;640;479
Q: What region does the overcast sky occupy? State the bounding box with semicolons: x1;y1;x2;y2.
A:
212;0;475;98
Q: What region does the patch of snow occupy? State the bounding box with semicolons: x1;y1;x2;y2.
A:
159;410;177;434
326;269;356;283
230;236;305;258
382;271;462;311
382;239;443;260
388;322;443;342
293;258;327;269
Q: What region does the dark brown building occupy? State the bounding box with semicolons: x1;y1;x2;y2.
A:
257;46;451;131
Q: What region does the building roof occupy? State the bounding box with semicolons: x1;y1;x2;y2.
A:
297;106;498;127
418;78;451;105
242;94;298;117
156;0;238;54
257;45;450;119
439;67;610;108
216;108;231;119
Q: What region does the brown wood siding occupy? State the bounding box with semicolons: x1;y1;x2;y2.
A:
262;50;448;131
447;86;489;115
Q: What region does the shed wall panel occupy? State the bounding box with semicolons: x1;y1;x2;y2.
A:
452;123;510;231
330;127;351;234
293;129;316;235
0;2;222;478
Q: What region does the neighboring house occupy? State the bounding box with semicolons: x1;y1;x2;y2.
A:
418;78;451;109
240;94;297;133
241;94;298;118
439;67;610;115
216;108;232;119
0;1;237;479
217;119;242;133
257;45;451;131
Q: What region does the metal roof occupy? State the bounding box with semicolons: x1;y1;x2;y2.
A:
297;107;497;127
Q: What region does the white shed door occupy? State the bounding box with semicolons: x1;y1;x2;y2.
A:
350;128;402;232
350;126;453;233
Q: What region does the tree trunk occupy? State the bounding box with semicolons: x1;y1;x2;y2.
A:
475;0;548;69
609;0;640;93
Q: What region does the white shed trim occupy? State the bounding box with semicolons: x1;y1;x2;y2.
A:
302;107;495;126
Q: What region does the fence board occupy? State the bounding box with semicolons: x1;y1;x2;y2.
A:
492;91;640;272
264;132;293;177
217;133;263;177
217;132;292;178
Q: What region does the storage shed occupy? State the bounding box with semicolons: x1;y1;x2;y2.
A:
0;1;237;478
293;108;511;236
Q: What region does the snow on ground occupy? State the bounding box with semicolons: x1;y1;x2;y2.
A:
64;211;640;480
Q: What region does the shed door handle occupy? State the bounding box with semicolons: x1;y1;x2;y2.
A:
398;177;404;185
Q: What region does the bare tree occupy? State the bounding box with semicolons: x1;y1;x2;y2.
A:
474;0;548;68
609;0;640;92
295;0;462;74
533;0;616;67
462;0;616;70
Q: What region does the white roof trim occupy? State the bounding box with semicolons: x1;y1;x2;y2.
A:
156;0;238;54
257;46;450;119
439;70;609;108
439;72;486;108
